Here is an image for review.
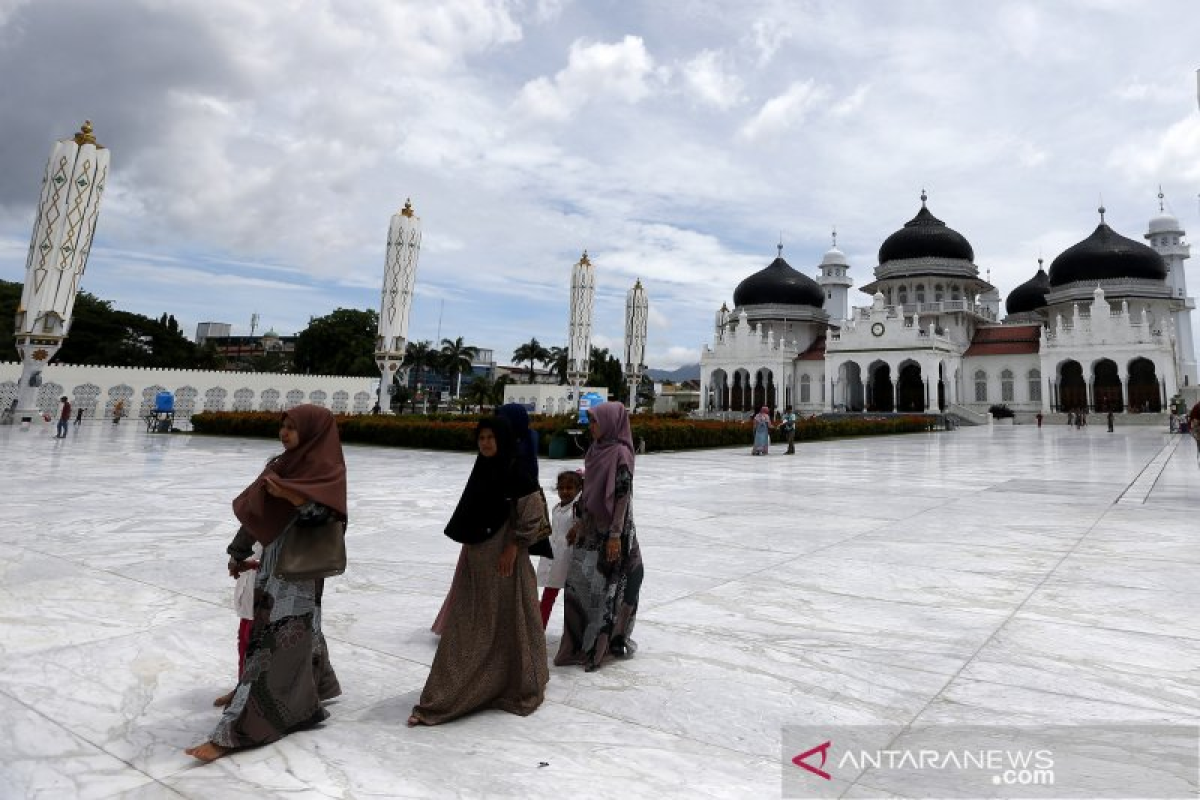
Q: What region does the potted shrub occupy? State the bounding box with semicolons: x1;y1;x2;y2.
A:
989;404;1015;425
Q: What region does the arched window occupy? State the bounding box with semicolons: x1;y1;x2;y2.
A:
800;374;811;403
974;370;988;402
934;284;944;302
1028;369;1041;402
951;285;961;301
898;285;908;305
1000;369;1014;402
916;284;926;303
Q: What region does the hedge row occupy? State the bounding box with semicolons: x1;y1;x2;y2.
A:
190;411;939;453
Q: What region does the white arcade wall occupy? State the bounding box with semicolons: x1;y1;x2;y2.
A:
0;363;379;422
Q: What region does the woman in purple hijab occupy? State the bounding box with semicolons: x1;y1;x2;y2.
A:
555;402;645;671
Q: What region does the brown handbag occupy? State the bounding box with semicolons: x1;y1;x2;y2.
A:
274;515;347;580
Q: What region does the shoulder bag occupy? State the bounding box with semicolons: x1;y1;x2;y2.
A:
275;514;347;580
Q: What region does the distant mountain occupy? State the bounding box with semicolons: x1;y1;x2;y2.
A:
646;363;700;382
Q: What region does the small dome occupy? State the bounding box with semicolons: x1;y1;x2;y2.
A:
1148;213;1181;235
820;246;849;266
1005;262;1051;315
733;254;825;308
878;198;975;264
1048;216;1167;286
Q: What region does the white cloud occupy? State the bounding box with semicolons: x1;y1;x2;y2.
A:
738;79;830;141
829;84;870;118
1107;116;1200;183
514;35;660;121
681;49;743;110
747;18;790;67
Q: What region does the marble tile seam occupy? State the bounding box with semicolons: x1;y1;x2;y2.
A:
0;681;169;793
1114;436;1187;505
842;503;1120;753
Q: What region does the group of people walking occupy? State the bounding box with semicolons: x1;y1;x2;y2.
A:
187;400;645;762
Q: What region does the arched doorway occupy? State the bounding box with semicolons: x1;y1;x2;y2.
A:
752;369;776;411
840;362;864;411
897;362;924;412
731;369;749;412
869;362;894;412
936;362;946;411
1058;360;1086;412
709;369;728;412
1093;359;1122;412
1127;358;1160;412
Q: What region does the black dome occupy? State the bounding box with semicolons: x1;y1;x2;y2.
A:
878;204;975;263
733;256;825;308
1005;264;1051;315
1048;221;1167;286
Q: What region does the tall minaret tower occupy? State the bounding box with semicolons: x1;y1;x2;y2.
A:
1145;189;1196;386
12;121;110;424
376;198;422;411
816;228;853;323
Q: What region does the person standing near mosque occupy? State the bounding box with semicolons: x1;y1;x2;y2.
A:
751;406;773;455
409;416;548;726
557;402;644;672
781;405;798;454
187;405;345;763
55;396;71;438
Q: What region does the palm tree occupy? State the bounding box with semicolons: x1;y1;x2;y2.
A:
462;375;495;413
439;336;479;404
548;345;569;385
512;338;550;384
403;340;439;407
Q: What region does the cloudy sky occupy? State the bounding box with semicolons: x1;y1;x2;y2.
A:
1;0;1197;369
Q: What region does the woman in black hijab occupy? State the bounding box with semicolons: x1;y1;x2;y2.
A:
409;417;549;726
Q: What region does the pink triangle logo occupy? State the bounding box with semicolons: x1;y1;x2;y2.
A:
792;740;832;780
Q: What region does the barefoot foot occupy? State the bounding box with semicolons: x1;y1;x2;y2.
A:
407;713;426;728
212;690;235;708
185;742;230;763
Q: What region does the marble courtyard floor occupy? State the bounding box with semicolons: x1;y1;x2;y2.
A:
1;420;1197;798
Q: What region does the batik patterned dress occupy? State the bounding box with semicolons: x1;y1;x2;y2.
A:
555;465;644;671
212;505;342;748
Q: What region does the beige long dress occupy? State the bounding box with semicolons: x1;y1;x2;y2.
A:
411;491;549;725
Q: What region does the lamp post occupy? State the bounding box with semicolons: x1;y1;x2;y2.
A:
623;278;649;411
567;250;595;418
11;121;110;425
375;198;422;413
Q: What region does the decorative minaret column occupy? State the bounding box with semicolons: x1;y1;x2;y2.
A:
375;198;422;412
623;278;649;410
1145;189;1196;387
12;121;109;424
567;250;595;414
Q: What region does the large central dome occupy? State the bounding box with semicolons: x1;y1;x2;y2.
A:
1048;213;1167;286
878;197;975;263
733;252;824;308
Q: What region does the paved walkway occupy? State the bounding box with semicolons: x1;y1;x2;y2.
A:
1;420;1197;798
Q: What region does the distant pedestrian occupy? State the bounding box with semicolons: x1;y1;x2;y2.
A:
1107;411;1114;433
1066;411;1073;426
74;406;84;426
781;405;797;454
1036;412;1043;429
112;400;124;424
751;406;772;455
55;396;71;438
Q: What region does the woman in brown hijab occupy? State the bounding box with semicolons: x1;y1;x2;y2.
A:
187;405;346;762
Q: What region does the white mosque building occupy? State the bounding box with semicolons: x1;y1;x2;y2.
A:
699;192;1197;420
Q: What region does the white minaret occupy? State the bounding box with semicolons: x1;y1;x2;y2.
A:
1145;189;1196;386
567;250;595;409
11;121;110;424
623;278;649;410
816;228;853;323
375;198;422;411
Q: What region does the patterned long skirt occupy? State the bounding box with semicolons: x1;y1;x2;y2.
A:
210;538;341;749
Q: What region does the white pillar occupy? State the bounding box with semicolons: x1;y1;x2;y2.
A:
375;199;422;412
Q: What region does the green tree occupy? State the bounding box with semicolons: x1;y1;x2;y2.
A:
512;337;550;384
587;346;624;400
439;336;479;402
404;339;440;397
462;375;496;413
548;345;569;385
293;308;378;376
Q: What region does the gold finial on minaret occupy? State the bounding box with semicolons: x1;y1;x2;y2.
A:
400;198;414;217
73;120;97;146
634;277;642;289
579;250;591;266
